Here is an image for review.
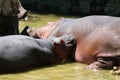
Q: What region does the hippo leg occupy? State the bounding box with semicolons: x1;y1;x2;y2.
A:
86;51;120;70
86;57;114;70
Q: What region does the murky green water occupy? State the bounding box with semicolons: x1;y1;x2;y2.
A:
0;13;119;80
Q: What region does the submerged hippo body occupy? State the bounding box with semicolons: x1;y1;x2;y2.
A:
0;34;75;73
28;16;120;69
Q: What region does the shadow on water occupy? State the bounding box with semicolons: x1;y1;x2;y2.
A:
0;59;74;75
0;13;119;80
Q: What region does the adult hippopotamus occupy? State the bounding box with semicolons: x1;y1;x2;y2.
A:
27;16;120;70
0;34;75;73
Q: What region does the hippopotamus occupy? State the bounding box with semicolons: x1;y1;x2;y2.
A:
26;15;120;70
0;34;75;73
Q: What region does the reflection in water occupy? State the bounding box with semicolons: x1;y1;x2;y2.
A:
0;13;119;80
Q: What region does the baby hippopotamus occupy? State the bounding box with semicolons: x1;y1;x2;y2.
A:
0;34;75;73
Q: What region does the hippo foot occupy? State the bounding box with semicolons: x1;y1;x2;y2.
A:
110;66;120;75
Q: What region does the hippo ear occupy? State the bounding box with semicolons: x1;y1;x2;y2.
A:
60;39;65;45
60;39;74;47
53;41;62;47
53;39;65;47
53;42;57;47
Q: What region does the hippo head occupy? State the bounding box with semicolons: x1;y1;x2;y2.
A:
26;23;55;39
51;34;76;61
26;18;64;39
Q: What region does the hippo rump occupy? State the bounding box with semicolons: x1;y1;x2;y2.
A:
26;15;120;70
0;34;75;73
